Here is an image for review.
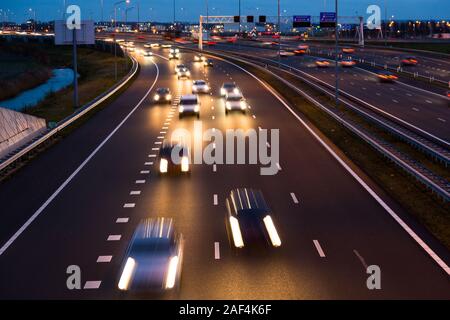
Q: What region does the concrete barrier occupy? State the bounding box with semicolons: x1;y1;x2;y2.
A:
0;107;46;159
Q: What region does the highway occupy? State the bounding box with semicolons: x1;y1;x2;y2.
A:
205;41;450;144
0;44;449;299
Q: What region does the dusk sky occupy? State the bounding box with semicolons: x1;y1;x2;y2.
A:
1;0;449;23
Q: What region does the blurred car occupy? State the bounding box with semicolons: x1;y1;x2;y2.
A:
174;64;186;74
158;140;190;174
377;71;398;82
177;67;191;79
342;47;355;54
169;48;180;59
144;42;157;48
192;80;210;94
297;44;309;50
178;94;200;119
447;90;450;99
225;188;282;249
153;88;172;103
203;59;214;67
401;56;418;66
220;82;240;96
141;50;153;57
315;59;330;67
161;44;172;48
117;217;184;292
279;50;294;57
194;54;206;62
293;49;307;55
206;41;217;45
340;58;356;67
225;92;247;114
127;47;135;52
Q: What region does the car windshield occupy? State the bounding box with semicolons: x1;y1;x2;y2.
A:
181;98;197;105
176;64;185;68
194;81;206;85
157;88;169;94
223;83;236;89
227;96;243;101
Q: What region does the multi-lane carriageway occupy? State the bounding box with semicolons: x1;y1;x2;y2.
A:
0;42;449;299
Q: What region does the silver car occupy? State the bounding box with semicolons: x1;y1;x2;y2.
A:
118;218;184;292
192;80;210;94
178;94;200;119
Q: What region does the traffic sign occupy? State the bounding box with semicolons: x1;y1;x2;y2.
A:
293;15;311;28
55;20;95;45
320;12;337;28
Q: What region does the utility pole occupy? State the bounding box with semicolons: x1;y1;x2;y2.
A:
278;0;281;66
173;0;176;24
334;0;339;107
72;28;79;108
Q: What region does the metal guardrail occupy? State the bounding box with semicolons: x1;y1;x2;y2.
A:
188;48;450;201
0;55;139;172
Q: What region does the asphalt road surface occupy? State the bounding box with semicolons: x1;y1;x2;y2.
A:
0;45;449;299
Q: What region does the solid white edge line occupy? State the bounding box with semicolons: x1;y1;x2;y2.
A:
219;57;450;275
0;59;160;256
213;194;218;205
290;192;299;204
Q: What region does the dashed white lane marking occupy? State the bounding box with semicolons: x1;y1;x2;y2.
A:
252;115;256;119
123;203;135;208
214;242;220;260
313;240;326;258
140;170;150;174
376;92;381;96
144;162;153;165
213;194;218;205
97;255;113;263
157;136;165;139
362;87;366;90
107;235;121;241
390;87;395;91
276;163;282;171
116;217;129;223
151;148;160;151
392;99;398;103
412;107;420;112
135;180;146;184
160;131;167;134
155;141;162;145
426;100;433;104
353;249;369;270
148;154;157;158
213;164;217;172
130;190;141;195
406;93;412;97
290;192;299;204
84;281;101;289
162;126;169;130
438;118;446;123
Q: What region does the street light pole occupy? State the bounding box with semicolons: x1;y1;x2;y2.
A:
334;0;339;107
278;0;281;66
173;0;176;24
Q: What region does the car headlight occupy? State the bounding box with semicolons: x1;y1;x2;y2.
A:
165;256;179;289
186;71;190;76
154;94;160;101
220;88;226;95
118;257;136;291
240;101;246;109
179;106;184;113
159;158;168;173
181;156;189;172
166;94;172;100
233;88;240;94
226;102;231;110
204;85;209;91
192;87;198;92
194;105;199;112
229;216;244;248
263;215;281;247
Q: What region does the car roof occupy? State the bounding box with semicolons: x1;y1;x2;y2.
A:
133;218;174;241
228;188;270;216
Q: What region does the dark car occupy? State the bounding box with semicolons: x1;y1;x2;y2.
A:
118;217;184;292
158;140;190;174
225;188;282;250
203;59;214;67
153;88;172;103
377;71;398;83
